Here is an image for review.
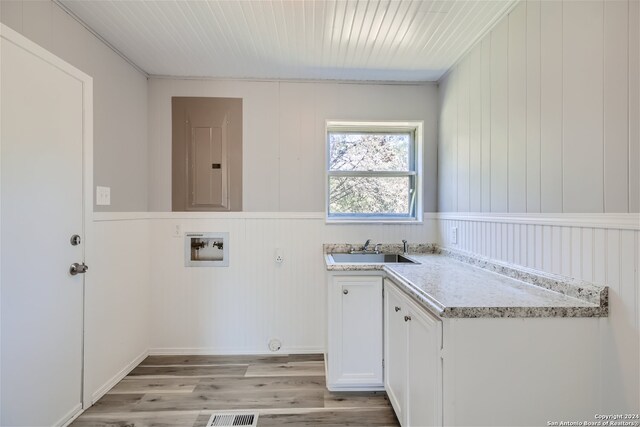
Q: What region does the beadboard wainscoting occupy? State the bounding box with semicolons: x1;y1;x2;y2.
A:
437;212;640;413
87;217;151;404
94;213;438;357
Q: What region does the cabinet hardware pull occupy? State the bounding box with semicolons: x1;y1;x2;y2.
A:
343;289;348;295
404;315;412;322
395;306;401;312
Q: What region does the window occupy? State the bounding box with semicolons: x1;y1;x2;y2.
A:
326;121;423;223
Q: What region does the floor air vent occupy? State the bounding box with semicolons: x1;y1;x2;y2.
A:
207;413;258;427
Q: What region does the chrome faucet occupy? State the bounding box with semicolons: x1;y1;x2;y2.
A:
402;239;409;254
374;243;382;253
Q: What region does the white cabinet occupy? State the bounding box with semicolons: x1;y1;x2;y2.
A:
327;274;383;391
384;279;442;427
384;283;408;420
384;278;601;427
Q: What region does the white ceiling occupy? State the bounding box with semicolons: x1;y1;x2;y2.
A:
59;0;516;82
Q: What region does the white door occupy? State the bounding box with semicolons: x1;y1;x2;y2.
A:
1;27;90;426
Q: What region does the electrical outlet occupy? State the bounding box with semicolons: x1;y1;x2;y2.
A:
96;186;111;206
451;227;458;244
275;248;284;263
173;224;182;238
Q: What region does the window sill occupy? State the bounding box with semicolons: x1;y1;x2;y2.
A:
326;218;423;225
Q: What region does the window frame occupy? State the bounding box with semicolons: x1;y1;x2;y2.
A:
325;120;424;224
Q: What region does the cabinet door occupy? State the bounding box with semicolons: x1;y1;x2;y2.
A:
384;283;408;425
406;301;442;427
329;276;383;388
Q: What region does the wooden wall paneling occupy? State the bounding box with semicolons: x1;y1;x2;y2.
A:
533;224;542;270
481;38;492;212
469;46;483;213
507;223;515;263
603;0;629;213
612;229;639;410
490;19;509;212
539;0;564;213
457;59;471;212
526;224;535;268
629;0;640;213
278;83;320;212
519;224;527;267
562;0;604;213
526;0;541;213
593;228;607;286
606;229;621;293
570;227;582;279
501;222;508;261
439;73;458;212
542;225;552;272
561;226;572;277
582;227;594;282
551;226;562;275
507;2;527;213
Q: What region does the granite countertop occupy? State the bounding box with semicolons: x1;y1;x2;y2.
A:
324;244;608;318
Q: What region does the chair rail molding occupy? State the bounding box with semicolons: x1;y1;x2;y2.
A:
436;212;640;231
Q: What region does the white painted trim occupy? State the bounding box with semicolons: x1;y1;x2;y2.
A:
90;350;149;405
55;403;83;427
149;75;439;85
93;212;152;221
148;347;323;356
436;212;640;230
93;212;440;222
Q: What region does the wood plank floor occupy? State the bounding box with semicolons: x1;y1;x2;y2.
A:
71;354;399;427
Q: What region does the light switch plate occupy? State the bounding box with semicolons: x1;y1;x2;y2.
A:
96;186;111;206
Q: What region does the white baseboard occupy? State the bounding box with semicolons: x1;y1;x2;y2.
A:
148;346;324;356
57;403;83;427
90;349;149;404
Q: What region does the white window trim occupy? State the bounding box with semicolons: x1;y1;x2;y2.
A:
325;120;424;224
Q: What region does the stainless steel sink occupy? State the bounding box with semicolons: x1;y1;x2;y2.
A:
329;253;418;264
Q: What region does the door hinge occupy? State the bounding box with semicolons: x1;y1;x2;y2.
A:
382;358;385;369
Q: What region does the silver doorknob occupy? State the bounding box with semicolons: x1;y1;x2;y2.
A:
70;263;88;275
343;289;348;295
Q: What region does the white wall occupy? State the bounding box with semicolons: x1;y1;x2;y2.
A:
0;0;149;212
437;0;640;414
147;213;438;354
148;78;439;212
438;0;640;214
86;217;150;403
